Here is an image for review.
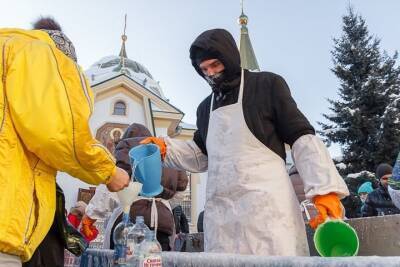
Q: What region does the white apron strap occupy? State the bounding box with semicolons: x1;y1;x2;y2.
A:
134;196;172;239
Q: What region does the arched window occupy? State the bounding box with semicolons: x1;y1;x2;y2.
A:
113;101;126;115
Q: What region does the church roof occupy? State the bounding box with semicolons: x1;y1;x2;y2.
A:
85;17;166;99
85;55;166;99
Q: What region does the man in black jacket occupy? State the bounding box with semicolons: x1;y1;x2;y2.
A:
142;29;349;256
362;163;400;217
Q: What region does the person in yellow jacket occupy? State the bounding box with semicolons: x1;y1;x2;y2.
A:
0;17;130;266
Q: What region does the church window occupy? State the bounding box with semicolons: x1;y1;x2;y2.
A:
113;101;126;115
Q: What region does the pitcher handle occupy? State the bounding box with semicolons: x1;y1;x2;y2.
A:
130;158;144;182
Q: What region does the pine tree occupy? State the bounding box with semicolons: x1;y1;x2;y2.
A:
374;53;400;165
319;7;400;174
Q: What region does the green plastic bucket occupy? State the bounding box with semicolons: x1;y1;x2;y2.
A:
314;220;359;257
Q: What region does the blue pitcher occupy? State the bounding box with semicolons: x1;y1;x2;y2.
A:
128;144;163;197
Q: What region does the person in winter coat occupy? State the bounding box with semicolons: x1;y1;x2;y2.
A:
67;201;88;229
288;165;306;203
172;204;190;235
358;182;373;204
362;163;400;217
171;203;190;252
389;152;400;209
357;181;373;216
141;28;349;256
83;123;188;251
0;17;129;266
197;210;204;233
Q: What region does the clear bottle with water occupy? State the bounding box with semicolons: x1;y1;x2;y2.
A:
113;212;134;266
137;230;162;267
126;216;150;266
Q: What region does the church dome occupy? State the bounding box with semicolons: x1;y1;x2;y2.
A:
85;55;166;99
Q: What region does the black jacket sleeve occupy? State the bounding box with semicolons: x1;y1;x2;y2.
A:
271;75;315;146
193;97;210;155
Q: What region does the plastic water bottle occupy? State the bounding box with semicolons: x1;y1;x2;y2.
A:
113;212;134;266
137;230;162;267
126;216;150;265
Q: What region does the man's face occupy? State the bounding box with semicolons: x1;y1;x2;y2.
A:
199;59;225;76
381;174;391;187
359;192;368;203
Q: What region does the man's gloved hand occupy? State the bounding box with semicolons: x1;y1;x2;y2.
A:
80;215;99;241
309;193;343;230
140;137;167;160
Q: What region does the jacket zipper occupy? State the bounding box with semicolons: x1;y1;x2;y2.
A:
75;64;93;114
0;37;12;133
23;159;40;245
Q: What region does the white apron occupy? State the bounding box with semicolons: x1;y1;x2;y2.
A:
204;69;309;256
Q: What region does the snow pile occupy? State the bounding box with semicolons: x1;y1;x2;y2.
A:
85;55;166;99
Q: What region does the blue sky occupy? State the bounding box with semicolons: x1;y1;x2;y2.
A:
1;0;400;155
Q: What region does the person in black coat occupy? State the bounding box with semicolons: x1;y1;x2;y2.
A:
362;163;400;217
141;28;349;255
172;205;190;234
197;210;204;233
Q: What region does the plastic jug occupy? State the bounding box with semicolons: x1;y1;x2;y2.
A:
128;144;163;197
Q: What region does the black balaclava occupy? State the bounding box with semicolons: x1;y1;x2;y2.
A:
190;29;241;95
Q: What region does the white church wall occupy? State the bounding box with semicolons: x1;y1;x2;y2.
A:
89;92;146;134
155;127;168;137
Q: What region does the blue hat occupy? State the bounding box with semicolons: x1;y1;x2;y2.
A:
358;182;373;194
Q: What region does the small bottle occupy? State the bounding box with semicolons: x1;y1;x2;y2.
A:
113;212;134;266
137;230;162;267
126;216;150;265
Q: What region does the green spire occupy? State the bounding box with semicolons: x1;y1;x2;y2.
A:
119;14;128;73
238;0;259;71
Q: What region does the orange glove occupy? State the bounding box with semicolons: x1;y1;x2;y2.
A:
309;193;343;230
80;216;99;241
140;137;167;160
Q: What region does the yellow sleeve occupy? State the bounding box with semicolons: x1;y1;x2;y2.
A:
6;40;116;185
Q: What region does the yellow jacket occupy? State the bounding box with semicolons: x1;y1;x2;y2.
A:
0;29;116;261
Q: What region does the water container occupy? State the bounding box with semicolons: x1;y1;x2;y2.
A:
126;216;150;266
314;219;359;257
128;144;163;197
137;231;162;267
113;213;134;266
